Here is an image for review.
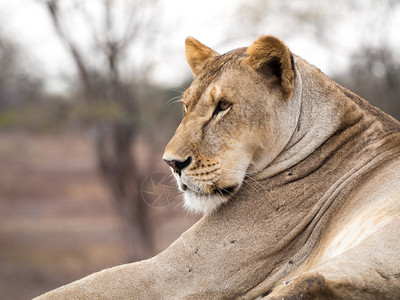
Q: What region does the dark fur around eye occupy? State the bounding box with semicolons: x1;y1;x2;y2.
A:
212;100;230;118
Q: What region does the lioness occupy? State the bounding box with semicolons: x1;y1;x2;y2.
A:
36;36;400;299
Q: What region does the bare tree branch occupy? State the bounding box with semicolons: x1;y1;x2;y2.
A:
43;0;159;261
46;0;92;101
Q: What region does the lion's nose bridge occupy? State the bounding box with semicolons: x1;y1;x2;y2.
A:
163;123;194;164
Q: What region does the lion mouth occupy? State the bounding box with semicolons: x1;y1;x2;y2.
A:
213;184;238;196
181;182;238;197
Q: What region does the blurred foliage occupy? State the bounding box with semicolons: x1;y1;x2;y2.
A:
0;32;40;108
234;0;335;44
336;46;400;120
0;24;186;134
65;80;186;143
0;29;69;131
0;102;70;131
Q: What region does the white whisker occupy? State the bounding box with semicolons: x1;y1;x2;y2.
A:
216;167;271;198
167;97;183;106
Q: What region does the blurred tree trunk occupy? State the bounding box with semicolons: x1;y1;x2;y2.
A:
45;0;156;261
95;124;153;260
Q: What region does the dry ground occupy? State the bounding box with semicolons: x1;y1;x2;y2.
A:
0;131;198;300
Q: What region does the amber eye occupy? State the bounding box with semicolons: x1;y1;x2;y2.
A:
218;101;230;110
212;100;230;117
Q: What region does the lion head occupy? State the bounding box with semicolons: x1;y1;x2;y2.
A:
163;36;301;214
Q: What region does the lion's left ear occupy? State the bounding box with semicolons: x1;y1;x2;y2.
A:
185;37;219;77
246;35;295;100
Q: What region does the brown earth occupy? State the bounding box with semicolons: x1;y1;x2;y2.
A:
0;131;198;300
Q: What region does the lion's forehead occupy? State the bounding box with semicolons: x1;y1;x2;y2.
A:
184;48;247;106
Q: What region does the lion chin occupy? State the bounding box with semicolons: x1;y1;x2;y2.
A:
175;175;238;214
183;191;229;215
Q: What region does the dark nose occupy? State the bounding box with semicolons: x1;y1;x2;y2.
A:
164;156;192;175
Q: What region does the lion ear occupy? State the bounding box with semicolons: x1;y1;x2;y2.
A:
185;37;219;77
246;35;295;99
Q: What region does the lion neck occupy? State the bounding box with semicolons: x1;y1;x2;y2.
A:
254;56;362;180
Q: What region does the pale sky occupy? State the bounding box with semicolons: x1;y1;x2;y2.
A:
1;0;399;93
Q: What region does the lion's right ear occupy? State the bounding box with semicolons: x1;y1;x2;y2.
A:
246;35;295;100
185;37;219;77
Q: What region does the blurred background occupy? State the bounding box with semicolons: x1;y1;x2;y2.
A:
0;0;399;298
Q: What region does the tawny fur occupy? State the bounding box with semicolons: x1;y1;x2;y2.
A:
246;35;295;99
185;36;219;76
35;36;400;300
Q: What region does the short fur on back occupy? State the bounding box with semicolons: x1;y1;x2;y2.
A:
36;36;400;300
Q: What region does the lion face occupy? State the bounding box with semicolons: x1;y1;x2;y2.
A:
163;36;297;214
